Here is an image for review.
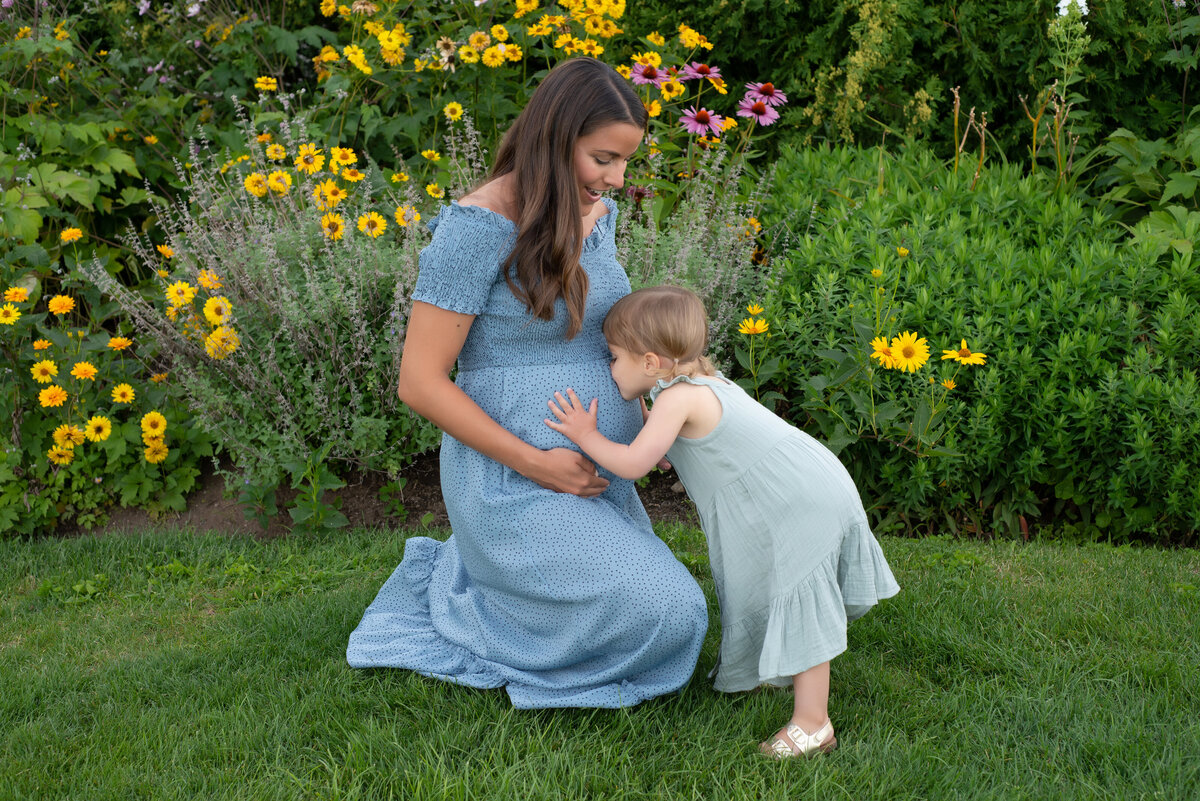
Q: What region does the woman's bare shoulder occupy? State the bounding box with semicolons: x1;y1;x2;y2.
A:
459;175;516;222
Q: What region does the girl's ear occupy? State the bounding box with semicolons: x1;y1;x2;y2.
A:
642;352;663;373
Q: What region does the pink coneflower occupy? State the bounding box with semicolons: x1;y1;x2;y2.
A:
736;96;781;125
681;62;721;82
745;81;788;107
631;63;666;87
680;106;724;137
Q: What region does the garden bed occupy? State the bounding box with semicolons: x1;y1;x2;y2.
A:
80;452;699;538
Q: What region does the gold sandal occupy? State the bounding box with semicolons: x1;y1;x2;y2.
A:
760;719;838;759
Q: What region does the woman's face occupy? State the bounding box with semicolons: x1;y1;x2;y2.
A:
573;122;643;214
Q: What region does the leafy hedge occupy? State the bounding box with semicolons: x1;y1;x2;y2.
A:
758;143;1199;543
629;0;1190;154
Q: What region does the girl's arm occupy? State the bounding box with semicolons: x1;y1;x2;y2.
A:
545;387;691;480
398;301;610;497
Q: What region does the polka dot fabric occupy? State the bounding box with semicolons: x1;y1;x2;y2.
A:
346;200;709;708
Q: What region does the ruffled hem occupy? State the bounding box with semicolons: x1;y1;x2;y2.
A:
345;536;506;690
711;521;900;693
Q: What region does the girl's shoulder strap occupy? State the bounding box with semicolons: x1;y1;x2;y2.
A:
647;371;729;402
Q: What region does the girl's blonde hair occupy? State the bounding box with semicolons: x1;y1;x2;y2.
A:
603;285;716;378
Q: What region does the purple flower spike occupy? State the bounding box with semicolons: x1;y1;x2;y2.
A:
736;97;781;126
744;81;788;107
680;106;724;137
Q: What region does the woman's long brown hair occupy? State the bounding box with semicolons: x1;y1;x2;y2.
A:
490;57;647;339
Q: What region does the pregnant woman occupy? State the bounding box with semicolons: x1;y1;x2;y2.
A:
346;58;709;709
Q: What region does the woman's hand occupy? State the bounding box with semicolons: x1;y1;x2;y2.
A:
401;302;609;496
525;447;610;497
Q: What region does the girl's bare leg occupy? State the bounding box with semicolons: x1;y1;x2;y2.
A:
788;660;831;734
761;660;834;756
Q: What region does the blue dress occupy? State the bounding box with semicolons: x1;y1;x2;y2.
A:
346;199;709;708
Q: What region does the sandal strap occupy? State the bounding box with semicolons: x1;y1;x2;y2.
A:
783;720;835;755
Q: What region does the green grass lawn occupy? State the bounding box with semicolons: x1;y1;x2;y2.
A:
1;524;1197;801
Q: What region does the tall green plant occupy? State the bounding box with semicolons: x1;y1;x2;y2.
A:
760;142;1200;543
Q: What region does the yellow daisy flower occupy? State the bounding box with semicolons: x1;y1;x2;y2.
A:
444;102;464;122
889;331;930;373
157;244;174;258
33;338;51;350
243;172;269;197
0;303;19;324
4;286;29;302
31;360;57;383
738;317;768;335
60;228;83;243
341;168;365;182
357;212;387;238
295;144;325;175
746;303;764;315
39;385;68;408
204;325;240;359
321;213;346;240
395;206;421;227
165;281;197;308
144;440;169;464
265;144;286;160
941;339;988;366
426;183;445;199
458;46;480;64
254;76;278;91
107;336;132;350
203;296;233;326
869;336;896;369
197;269;223;290
111;383;135;403
267;170;292;194
85;415;112;442
70;361;98;381
48;446;74;466
141;410;167;438
481;46;505;67
421;149;441;162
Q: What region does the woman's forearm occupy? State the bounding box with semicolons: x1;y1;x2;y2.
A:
398;372;540;475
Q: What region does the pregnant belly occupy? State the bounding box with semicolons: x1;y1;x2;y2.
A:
457;359;641;452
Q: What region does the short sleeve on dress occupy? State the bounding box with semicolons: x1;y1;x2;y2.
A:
413;203;515;316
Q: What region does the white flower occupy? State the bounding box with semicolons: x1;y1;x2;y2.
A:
1057;0;1088;15
137;0;150;14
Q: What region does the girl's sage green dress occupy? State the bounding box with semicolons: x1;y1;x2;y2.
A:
651;374;900;692
346;200;708;708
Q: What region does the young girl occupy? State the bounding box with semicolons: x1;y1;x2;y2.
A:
544;285;900;756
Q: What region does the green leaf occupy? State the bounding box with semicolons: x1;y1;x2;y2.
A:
1161;174;1198;203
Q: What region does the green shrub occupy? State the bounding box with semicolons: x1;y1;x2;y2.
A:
628;0;1188;156
83;111;447;492
757;142;1200;543
1;242;212;536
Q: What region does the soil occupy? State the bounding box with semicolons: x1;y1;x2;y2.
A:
89;450;699;537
